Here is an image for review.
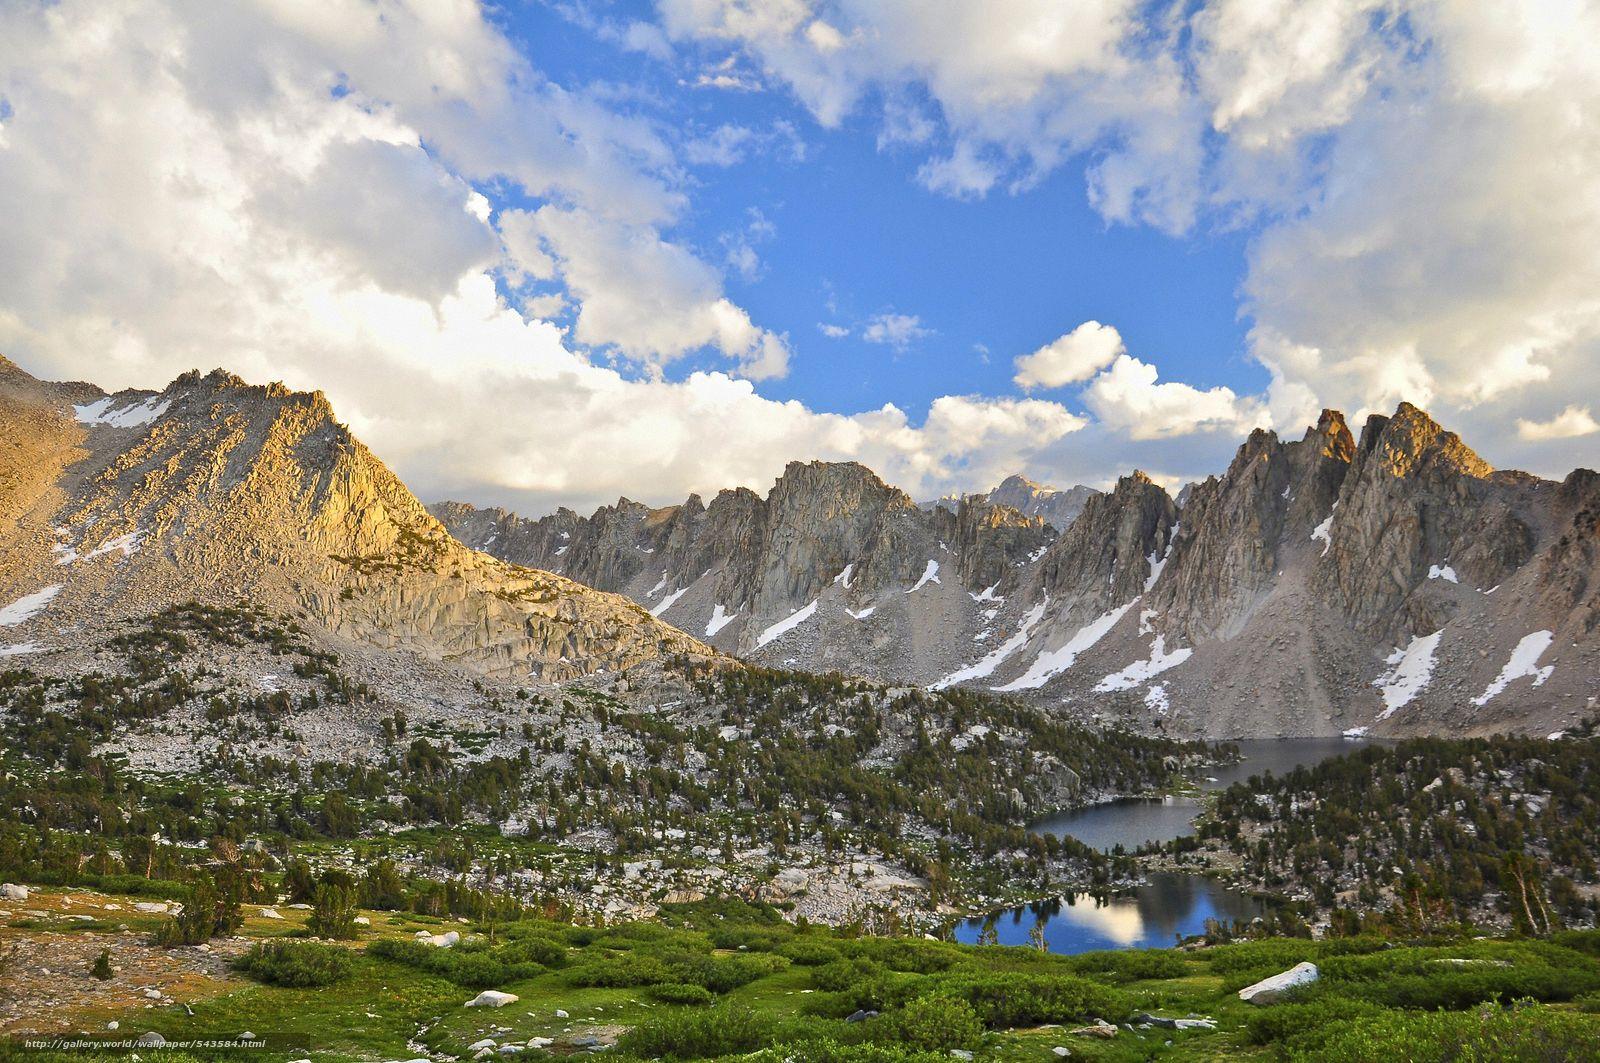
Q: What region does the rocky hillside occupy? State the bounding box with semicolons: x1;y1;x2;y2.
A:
0;357;710;687
438;405;1598;740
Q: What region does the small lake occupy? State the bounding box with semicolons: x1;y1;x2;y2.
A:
953;739;1371;954
951;872;1265;953
1029;737;1371;853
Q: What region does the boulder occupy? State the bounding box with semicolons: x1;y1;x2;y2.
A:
1238;962;1319;1005
0;883;28;901
135;1032;167;1047
467;991;519;1008
1070;1019;1118;1039
257;908;283;919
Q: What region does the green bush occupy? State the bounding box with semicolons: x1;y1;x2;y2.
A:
1066;948;1189;982
498;934;567;968
883;996;983;1051
234;940;353;988
781;939;844;966
367;938;542;988
742;1040;947;1063
841;938;959;974
1318;942;1600;1008
651;982;715;1006
1244;996;1389;1046
1290;1004;1600;1062
927;972;1130;1029
307;882;360;940
618;1003;772;1059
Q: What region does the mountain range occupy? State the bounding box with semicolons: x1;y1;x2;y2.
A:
434;408;1599;740
1;355;1593;739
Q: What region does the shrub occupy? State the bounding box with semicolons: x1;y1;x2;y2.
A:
1066;948;1189;982
1290;1004;1600;1062
884;996;983;1052
235;940;353;988
307;883;360;940
618;1003;772;1059
742;1041;947;1063
1244;996;1389;1046
781;939;844;966
651;982;715;1006
498;934;567;968
367;938;542;988
928;973;1130;1028
155;879;239;947
1317;942;1600;1008
91;949;113;981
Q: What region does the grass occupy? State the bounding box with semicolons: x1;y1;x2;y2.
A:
3;888;1599;1061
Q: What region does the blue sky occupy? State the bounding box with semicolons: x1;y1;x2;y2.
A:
492;1;1258;424
2;1;1595;514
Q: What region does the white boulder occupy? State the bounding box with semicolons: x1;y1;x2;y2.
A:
1238;962;1319;1005
0;883;28;901
467;990;519;1008
258;908;283;920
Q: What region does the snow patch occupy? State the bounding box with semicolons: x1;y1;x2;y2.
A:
0;642;45;657
908;559;940;593
997;600;1136;692
1137;608;1157;635
647;571;668;597
833;563;854;589
1374;629;1444;719
970;583;1002;603
846;606;875;620
705;604;737;637
1427;564;1458;584
1095;635;1193;691
1343;726;1370;739
1472;630;1555;706
650;587;687;617
73;395;171;428
1310;503;1337;556
0;586;61;627
933;597;1048;690
1144;684;1170;715
1144;524;1177;592
86;530;143;560
756;600;818;648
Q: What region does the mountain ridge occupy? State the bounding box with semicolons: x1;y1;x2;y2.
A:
436;404;1598;739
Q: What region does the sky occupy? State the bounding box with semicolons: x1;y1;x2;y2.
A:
0;0;1596;516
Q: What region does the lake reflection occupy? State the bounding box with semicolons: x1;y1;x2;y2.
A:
952;873;1265;954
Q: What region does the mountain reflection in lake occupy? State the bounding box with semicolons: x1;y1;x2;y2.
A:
951;873;1265;954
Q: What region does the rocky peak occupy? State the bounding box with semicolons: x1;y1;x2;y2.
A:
1037;470;1176;620
0;362;711;681
1317;401;1525;637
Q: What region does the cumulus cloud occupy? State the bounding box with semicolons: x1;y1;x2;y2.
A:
1083;355;1267;441
861;312;933;351
1014;321;1125;389
658;0;1600;477
1517;406;1600;442
0;0;1093;513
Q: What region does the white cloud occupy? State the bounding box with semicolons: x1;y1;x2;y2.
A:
0;0;1096;514
818;323;850;338
1083;355;1266;441
1014;321;1125;389
1517;406;1600;442
862;312;932;351
658;0;1600;478
500;204;793;380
